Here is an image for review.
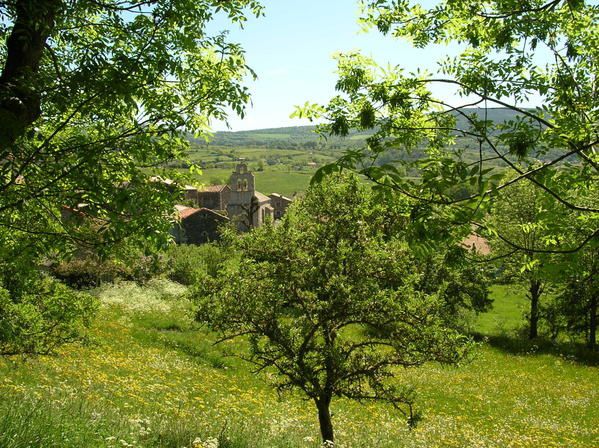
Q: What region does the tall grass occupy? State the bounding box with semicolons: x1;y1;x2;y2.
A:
1;280;597;447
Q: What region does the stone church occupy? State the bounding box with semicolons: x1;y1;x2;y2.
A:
226;163;274;231
61;166;292;246
172;163;291;243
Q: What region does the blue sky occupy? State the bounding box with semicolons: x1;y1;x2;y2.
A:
210;0;457;131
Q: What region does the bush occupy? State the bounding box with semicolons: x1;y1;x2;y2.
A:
0;275;98;355
166;244;228;286
52;257;124;288
52;252;166;288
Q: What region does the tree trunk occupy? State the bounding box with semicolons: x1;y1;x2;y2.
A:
589;293;597;351
315;396;334;444
0;0;61;147
529;279;542;340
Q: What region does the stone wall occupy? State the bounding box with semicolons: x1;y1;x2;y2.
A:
175;209;228;244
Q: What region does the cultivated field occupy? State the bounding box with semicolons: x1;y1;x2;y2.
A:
167;146;333;197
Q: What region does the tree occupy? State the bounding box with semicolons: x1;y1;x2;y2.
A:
554;248;598;349
415;246;492;329
0;0;262;352
545;187;599;348
195;174;472;443
296;0;598;256
486;176;570;339
1;0;262;254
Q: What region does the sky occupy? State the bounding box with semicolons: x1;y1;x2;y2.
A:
210;0;458;131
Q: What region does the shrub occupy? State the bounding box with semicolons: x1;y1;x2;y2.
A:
0;275;98;355
52;257;124;288
166;243;229;285
52;251;166;288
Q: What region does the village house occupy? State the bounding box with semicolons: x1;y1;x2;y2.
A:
183;185;199;204
268;193;293;220
172;205;229;244
197;184;230;211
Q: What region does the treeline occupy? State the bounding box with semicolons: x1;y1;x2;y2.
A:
192;126;369;150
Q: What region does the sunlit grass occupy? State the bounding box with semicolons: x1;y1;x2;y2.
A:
475;284;529;335
0;280;597;447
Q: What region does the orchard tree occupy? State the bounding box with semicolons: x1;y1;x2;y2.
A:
487;177;570;339
196;174;472;444
296;0;598;255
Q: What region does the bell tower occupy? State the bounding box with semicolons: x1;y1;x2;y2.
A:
227;163;256;230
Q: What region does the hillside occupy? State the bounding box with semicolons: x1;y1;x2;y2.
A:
175;107;550;195
1;281;597;447
201;108;530;149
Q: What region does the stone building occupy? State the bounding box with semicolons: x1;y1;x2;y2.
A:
183;185;199;204
268;193;293;220
197;184;230;211
172;205;229;244
226;163;274;231
166;164;292;242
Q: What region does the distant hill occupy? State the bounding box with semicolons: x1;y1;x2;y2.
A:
200;108;530;150
199;125;359;150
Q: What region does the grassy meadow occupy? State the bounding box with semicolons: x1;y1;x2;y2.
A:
1;281;597;448
188;166;316;198
172;145;418;197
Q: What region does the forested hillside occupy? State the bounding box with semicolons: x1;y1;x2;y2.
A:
179;107;561;196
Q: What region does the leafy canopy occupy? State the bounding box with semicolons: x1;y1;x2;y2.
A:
0;0;263;257
196;174;473;443
296;0;598;254
0;0;261;353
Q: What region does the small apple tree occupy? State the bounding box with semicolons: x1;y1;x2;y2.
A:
196;174;472;443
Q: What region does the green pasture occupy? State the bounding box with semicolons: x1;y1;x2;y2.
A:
171;165;318;197
167;145;338;196
475;284;529;335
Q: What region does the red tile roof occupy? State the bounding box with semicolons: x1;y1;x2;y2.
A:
461;233;491;255
177;207;199;219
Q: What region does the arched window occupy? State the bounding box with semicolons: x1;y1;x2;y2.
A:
243;179;248;191
237;179;242;191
